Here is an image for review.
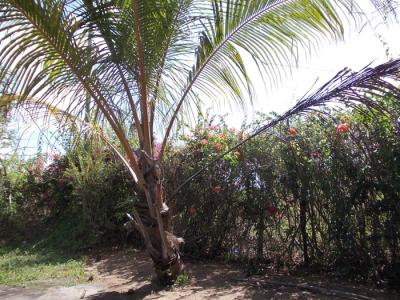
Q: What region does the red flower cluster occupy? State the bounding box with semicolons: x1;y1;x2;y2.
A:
266;204;278;216
48;163;59;174
52;153;61;161
208;125;220;131
36;158;44;174
312;151;321;158
336;122;349;134
288;127;297;136
152;143;162;160
193;148;202;157
214;143;223;152
212;185;222;193
188;207;197;215
200;139;208;145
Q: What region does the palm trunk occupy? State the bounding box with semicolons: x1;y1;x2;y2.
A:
133;153;185;284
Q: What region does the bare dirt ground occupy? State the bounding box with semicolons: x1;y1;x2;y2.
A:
84;249;399;300
1;249;399;300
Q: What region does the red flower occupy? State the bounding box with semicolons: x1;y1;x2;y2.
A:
312;151;321;158
266;204;278;216
212;185;222;193
36;158;44;174
152;143;162;160
200;139;208;145
214;143;223;152
218;133;226;140
52;153;61;161
49;164;59;173
288;127;297;136
188;207;197;215
336;122;349;134
193;149;202;157
208;125;219;131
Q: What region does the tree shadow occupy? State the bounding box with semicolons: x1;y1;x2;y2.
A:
84;250;400;300
91;249;154;285
86;283;163;300
89;252;254;299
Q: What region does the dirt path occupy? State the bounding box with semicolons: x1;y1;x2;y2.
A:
0;283;103;300
1;249;399;300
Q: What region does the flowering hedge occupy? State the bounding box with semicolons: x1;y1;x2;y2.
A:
1;99;400;288
165;100;400;286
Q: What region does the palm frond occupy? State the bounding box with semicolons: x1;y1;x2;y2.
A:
371;0;399;19
160;0;369;159
1;0;398;163
0;92;142;181
0;0;147;183
0;0;120;132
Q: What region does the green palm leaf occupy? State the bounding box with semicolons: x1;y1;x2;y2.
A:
160;0;395;158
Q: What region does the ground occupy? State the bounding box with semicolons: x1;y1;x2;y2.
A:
1;249;399;300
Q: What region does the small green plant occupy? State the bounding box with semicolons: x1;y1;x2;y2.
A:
150;271;190;289
174;272;190;287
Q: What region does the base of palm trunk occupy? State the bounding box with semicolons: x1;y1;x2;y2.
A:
133;158;185;285
152;252;185;285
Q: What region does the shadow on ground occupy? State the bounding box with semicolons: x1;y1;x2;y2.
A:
3;247;398;300
84;249;400;300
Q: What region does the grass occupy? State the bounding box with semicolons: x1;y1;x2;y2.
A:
0;217;97;286
0;246;87;286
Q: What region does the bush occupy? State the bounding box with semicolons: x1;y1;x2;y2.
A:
2;100;400;288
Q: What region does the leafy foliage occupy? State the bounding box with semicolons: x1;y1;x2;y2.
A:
1;97;400;288
167;100;400;287
0;140;136;249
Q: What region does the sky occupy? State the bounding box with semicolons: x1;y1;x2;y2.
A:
3;0;400;158
216;1;400;127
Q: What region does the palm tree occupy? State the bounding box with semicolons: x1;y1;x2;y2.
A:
0;0;398;282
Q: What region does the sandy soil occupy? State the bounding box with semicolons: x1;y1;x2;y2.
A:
1;249;399;300
84;250;399;300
